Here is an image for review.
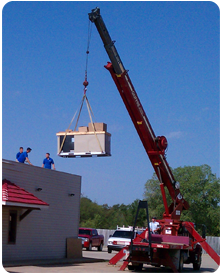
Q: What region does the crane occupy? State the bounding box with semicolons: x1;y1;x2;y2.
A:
89;7;188;221
89;7;220;272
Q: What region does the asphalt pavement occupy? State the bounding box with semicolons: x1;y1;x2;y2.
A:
3;247;219;273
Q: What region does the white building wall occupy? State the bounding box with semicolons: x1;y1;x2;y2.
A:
2;159;81;262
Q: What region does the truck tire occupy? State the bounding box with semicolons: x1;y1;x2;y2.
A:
98;242;103;251
134;263;143;271
179;251;184;272
86;242;92;251
108;248;112;253
128;264;134;270
193;253;202;270
128;263;143;271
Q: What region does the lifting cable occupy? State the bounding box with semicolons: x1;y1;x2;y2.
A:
58;96;84;155
58;20;103;155
85;96;103;153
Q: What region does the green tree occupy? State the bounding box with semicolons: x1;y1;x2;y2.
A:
143;173;167;220
108;203;129;228
126;199;147;227
79;198;147;229
80;196;104;228
143;164;220;236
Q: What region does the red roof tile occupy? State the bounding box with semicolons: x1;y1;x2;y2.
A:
2;179;49;207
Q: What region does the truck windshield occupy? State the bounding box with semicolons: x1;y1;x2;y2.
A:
79;229;91;235
112;230;133;239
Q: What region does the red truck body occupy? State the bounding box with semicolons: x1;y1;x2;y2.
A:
78;227;104;251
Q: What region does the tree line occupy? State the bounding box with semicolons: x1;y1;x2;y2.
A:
80;164;220;236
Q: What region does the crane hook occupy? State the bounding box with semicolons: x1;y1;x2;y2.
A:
83;71;89;94
83;79;89;87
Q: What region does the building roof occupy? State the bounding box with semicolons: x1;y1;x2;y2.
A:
2;179;49;209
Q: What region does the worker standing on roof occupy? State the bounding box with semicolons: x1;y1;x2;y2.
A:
42;153;55;170
16;147;23;162
17;147;33;165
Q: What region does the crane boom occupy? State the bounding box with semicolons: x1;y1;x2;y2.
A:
89;7;189;219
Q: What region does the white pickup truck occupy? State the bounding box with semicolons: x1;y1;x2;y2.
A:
107;226;144;253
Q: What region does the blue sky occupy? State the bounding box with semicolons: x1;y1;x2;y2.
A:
2;1;219;206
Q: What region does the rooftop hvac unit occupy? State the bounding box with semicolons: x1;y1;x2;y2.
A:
57;123;111;158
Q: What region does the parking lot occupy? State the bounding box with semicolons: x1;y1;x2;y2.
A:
3;248;219;273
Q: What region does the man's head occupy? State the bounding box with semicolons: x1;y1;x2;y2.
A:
19;147;23;153
152;217;157;222
46;153;50;158
27;147;32;153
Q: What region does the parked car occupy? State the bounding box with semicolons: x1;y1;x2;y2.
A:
78;228;104;251
107;226;144;253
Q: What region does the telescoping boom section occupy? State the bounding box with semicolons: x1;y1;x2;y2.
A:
89;7;188;220
89;7;220;272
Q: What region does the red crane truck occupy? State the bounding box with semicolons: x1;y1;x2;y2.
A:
88;7;220;272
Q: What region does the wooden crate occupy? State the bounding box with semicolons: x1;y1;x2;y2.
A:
78;126;88;132
88;122;107;132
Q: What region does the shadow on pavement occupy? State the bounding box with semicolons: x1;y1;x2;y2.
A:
3;257;105;268
4;271;21;273
128;266;217;273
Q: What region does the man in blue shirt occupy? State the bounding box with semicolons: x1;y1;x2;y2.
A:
17;147;32;165
42;153;55;170
16;147;23;161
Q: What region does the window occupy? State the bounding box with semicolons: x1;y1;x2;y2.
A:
8;211;17;244
92;230;98;236
112;230;134;239
79;229;91;235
